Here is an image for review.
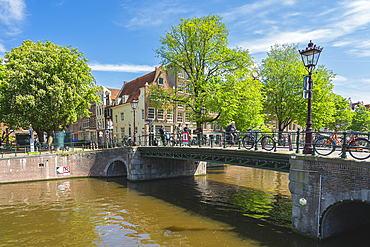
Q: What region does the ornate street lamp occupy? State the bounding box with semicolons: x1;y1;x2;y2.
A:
130;98;138;146
200;106;207;147
299;40;323;154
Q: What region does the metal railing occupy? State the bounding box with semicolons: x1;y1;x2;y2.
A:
1;129;370;160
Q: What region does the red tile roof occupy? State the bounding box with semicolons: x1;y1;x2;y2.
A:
118;71;156;103
107;88;121;100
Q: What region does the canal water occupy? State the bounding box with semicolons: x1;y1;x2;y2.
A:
0;165;369;246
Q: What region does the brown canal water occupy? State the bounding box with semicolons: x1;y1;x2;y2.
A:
0;165;369;246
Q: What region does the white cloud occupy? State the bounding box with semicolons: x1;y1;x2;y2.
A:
118;0;190;28
332;75;348;85
89;63;155;73
0;0;25;24
0;43;5;53
233;0;370;56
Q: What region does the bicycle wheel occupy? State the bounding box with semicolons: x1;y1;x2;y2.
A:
261;136;274;151
314;136;335;156
242;134;254;149
348;138;370;160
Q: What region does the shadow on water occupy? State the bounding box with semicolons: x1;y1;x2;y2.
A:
101;174;370;247
101;176;292;247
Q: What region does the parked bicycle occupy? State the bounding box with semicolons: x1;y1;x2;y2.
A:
242;126;274;151
314;131;370;160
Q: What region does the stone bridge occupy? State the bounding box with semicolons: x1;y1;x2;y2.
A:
1;146;370;240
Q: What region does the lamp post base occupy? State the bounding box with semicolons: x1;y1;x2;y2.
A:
303;130;313;154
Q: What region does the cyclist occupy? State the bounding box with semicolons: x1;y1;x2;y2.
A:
225;121;238;144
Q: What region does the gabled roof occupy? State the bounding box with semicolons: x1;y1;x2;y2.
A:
118;70;156;104
107;88;121;100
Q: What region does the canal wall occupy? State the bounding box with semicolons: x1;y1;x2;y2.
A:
0;147;206;183
289;155;370;240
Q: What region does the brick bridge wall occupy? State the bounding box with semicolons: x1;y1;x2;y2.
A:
289;155;370;240
0;147;206;183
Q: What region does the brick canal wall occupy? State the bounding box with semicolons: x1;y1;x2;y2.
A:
0;147;206;183
289;155;370;240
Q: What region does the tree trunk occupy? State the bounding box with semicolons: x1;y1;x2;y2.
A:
47;129;54;148
36;130;45;143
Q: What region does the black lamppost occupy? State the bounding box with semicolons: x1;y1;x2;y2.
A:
130;98;138;146
200;106;207;147
299;40;323;154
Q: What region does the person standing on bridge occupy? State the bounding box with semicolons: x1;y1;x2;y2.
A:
159;125;166;146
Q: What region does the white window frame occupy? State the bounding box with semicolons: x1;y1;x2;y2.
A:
158;77;164;86
178;83;184;93
157;109;164;120
185;113;191;123
120;112;124;121
177;112;183;123
178;71;184;79
148;107;155;120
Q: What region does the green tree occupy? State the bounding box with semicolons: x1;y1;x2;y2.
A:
327;94;352;131
350;105;370;132
154;15;263;130
260;43;335;132
0;40;100;144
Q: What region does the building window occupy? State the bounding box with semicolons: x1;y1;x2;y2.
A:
167;109;173;121
186;72;190;81
186;84;191;94
185;113;191;123
203;122;207;130
177;112;183;123
141;109;144;120
158;77;164;86
115;115;118;123
158;109;164;120
215;124;221;131
121;128;125;138
178;71;184;78
148;107;155;120
120;112;124;121
178;102;183;108
178;83;184;93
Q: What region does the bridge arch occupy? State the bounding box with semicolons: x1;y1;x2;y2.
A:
320;200;370;239
104;157;128;177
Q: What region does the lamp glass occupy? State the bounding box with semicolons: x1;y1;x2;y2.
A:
130;99;138;110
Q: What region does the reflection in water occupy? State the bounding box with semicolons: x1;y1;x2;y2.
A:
1;165;369;246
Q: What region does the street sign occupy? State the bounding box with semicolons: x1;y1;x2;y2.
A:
63;166;70;176
106;134;110;139
105;130;109;135
107;120;113;130
303;76;313;90
182;132;189;145
99;131;103;137
303;90;312;99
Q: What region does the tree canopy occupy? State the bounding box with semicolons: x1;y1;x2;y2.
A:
154;15;264;130
0;40;100;143
260;43;335;131
326;94;352;131
350;105;370;132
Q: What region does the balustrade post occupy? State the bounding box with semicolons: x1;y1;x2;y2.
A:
223;132;226;149
341;131;347;159
296;128;300;154
254;132;258;151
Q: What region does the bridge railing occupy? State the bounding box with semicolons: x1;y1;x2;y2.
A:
2;130;369;160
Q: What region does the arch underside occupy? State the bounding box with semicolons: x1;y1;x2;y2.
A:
106;160;127;177
321;200;370;239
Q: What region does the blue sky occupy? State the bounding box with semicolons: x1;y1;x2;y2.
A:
1;0;370;104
